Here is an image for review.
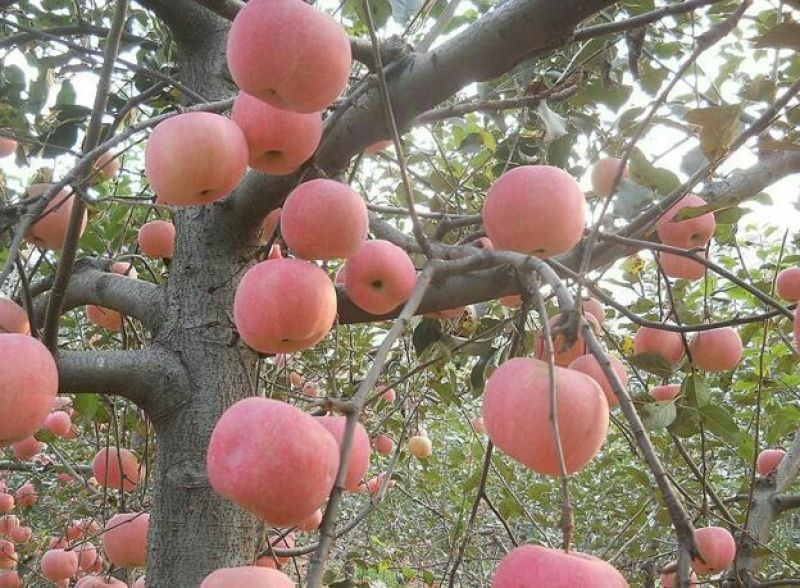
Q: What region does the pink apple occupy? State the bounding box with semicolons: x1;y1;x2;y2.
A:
343;240;417;315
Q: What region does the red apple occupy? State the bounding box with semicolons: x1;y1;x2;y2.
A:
0;298;29;335
649;384;680;402
92;447;142;492
689;327;742;372
374;434;394;456
776;267;800;301
660;252;706;281
13;483;36;508
0;334;58;447
691;526;735;575
234;259;337;354
11;436;44;460
659;563;698;587
145;112;248;206
296;508;323;531
200;566;295;587
482;165;586;257
567;353;628;408
633;327;684;366
92;150;120;182
227;0;351;113
137;220;175;258
533;313;601;367
102;512;149;567
41;549;79;581
315;416;371;492
590;157;629;198
582;297;605;327
44;411;73;438
86;305;123;331
207;398;339;527
0;541;14;570
756;449;785;477
0;571;18;588
483;358;609;476
24;185;88;251
281;179;368;260
491;544;628;587
343;240;417;315
656;193;715;248
0;138;17;158
231;92;322;175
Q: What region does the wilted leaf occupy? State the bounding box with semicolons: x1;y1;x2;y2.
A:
754;22;800;51
685;105;742;161
413;318;442;355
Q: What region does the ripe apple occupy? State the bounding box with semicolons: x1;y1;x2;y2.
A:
227;0;351;113
145;112;248;206
234;259;337;354
756;449;785;477
472;417;487;435
533;313;601;367
281;179;368;260
567;353;628;408
41;548;79;581
75;542;98;571
660;563;698;587
111;261;138;279
374;434;394;456
207;398;339;527
11;436;44;460
0;571;18;588
590;157;629;198
75;576;126;587
408;435;432;459
491;544;628;587
231;92;322;175
483;357;609;476
302;381;319;397
633;327;685;366
0;541;15;570
257;532;294;567
91;150;120;183
86;305;123;331
343;240;417;315
0;334;58;447
0;496;11;514
660;252;706;281
482;165;586;257
689;327;742;372
649;384;680;402
582;297;605;327
776;267;800;301
0;298;29;335
91;447;142;492
137;220;175;258
656;193;715;248
102;512;149;567
315;416;371;492
0;138;17;158
691;526;735;575
365;472;394;496
24;185;88;251
200;566;295;588
8;526;30;545
296;508;323;531
14;483;36;508
0;515;17;536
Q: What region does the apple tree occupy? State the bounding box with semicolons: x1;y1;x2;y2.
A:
0;0;800;586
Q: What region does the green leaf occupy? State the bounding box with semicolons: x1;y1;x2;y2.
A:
412;318;442;355
669;406;700;438
640;401;677;430
629;352;674;378
629;147;681;195
700;404;740;442
682;373;709;408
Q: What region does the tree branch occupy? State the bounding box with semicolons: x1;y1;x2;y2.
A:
34;259;162;331
56;346;190;423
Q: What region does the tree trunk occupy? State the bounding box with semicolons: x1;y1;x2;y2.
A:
146;205;265;585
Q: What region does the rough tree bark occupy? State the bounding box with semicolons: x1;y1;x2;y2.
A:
40;0;799;585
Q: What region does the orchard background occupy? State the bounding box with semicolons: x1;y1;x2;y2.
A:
0;0;800;586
